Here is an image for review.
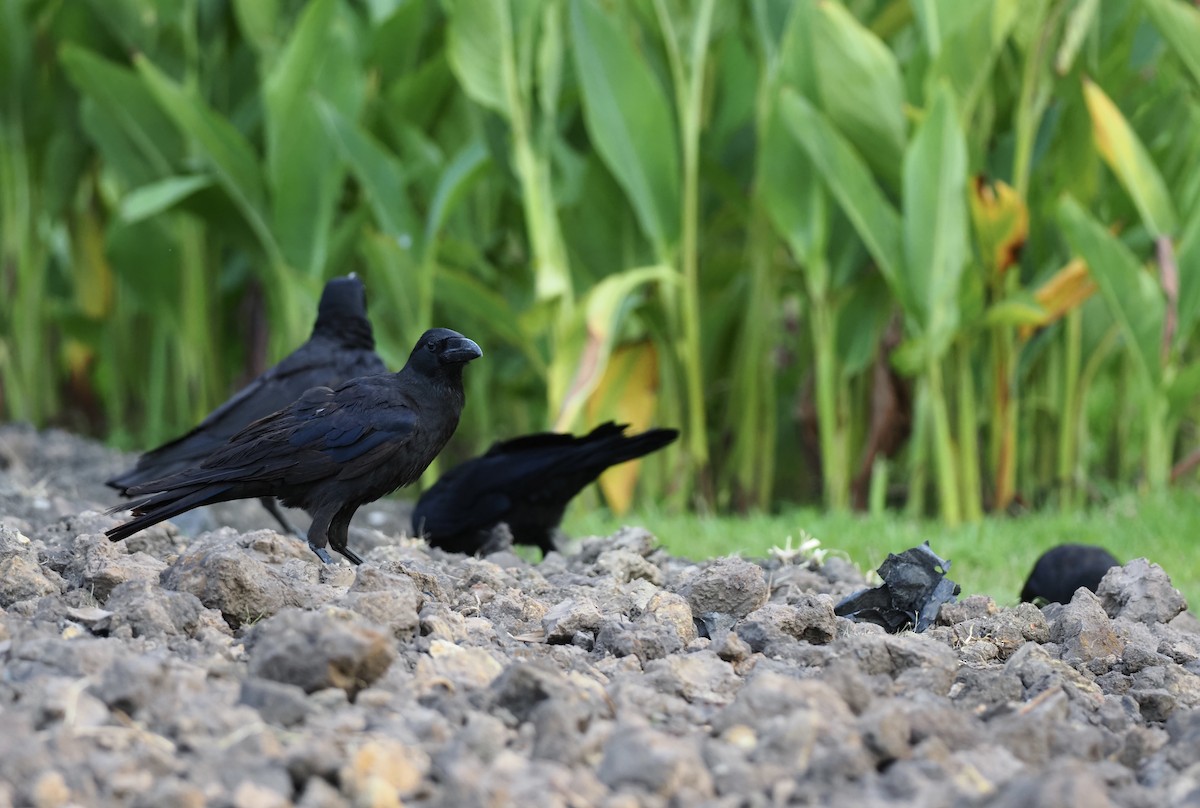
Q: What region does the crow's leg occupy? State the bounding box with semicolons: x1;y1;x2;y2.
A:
306;503;340;564
329;506;363;565
260;497;303;537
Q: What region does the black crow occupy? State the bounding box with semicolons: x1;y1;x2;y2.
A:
107;328;482;565
106;274;387;536
1020;544;1120;604
413;422;678;556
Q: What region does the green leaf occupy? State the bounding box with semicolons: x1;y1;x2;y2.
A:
60;46;181;178
811;0;907;188
778;89;902;290
569;0;681;257
263;0;359;274
1083;78;1178;237
425;141;491;257
232;0;281;56
119;175;213;223
444;0;513;116
902;83;968;358
758;106;826;276
929;0;1019;117
1175;202;1200;343
134;55;275;257
1058;195;1163;386
317;99;420;251
1140;0;1200;89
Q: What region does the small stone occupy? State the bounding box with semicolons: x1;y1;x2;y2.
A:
736;599;836;652
677;558;768;620
338;566;420;638
1099;559;1187;625
0;556;61;607
340;738;429;802
542;597;604;643
598;724;714;800
247;607;395;697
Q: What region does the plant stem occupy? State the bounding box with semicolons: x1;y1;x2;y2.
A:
927;357;962;525
957;340;982;520
811;290;849;510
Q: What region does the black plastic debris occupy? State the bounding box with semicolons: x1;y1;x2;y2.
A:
834;542;960;633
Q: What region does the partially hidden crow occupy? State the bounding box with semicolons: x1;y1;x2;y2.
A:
106;274;387;536
413;422;679;556
107;328;482;565
1020;544;1120;604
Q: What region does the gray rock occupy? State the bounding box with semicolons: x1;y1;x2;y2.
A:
598;723;714;800
102;579;227;639
239;677;311;727
1099;559;1188;625
1050;589;1125;668
542;596;604;643
677;557;768;620
736;597;837;652
0;555;62;607
486;662;607;764
337;565;420;638
160;538;324;627
246;607;395;698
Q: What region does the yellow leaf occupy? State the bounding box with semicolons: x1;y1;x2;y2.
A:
1082;78;1177;237
585;340;660;515
968;176;1028;276
1018;258;1098;338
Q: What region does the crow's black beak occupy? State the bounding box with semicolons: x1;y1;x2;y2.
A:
441;336;482;364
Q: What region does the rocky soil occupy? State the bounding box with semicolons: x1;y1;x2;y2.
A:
2;423;1200;807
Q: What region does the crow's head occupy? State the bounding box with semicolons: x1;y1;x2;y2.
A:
408;328;483;376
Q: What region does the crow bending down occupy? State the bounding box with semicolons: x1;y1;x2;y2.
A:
107;328;481;565
1020;544;1120;604
413;422;678;556
106;274;387;535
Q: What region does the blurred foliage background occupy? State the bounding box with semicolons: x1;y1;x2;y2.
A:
2;0;1200;522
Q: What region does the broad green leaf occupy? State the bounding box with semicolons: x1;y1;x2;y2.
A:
1058;196;1163;386
60;46;181;178
317;100;420;251
1140;0;1200;89
134;55;273;253
119;175;213;223
1175;203;1200;344
760;1;825;274
444;0;513;116
758;105;827;279
778;89;902;292
929;0;1019;117
233;0;281;56
264;0;357;274
1167;361;1200;415
812;0;906;187
903;84;968;358
1083;78;1178;237
425;141;491;256
570;0;681;257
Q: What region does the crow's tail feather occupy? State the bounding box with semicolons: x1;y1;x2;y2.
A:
105;483;233;543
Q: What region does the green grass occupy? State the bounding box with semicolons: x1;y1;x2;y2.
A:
564;488;1200;610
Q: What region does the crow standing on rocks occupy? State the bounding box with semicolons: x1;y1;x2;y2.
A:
106;274;388;536
1020;544;1120;604
412;422;679;556
107;328;482;565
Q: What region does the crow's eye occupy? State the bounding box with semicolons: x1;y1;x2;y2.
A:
426;342;437;353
